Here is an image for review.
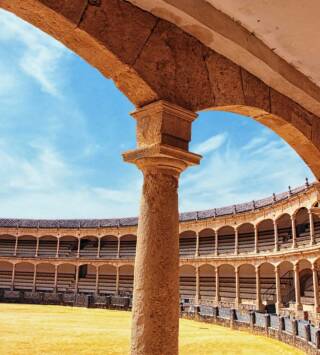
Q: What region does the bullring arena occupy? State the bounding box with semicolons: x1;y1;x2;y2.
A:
1;0;320;354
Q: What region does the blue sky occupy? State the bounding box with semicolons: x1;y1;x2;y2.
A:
0;9;314;219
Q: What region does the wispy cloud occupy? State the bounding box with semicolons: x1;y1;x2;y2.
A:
193;133;227;155
0;10;68;96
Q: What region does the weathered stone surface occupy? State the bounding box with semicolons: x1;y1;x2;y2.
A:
205;51;245;107
241;69;270;113
79;0;157;66
134;20;214;111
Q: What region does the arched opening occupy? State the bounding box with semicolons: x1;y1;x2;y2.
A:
217;226;235;255
100;236;118;259
179;265;196;302
78;264;96;294
298;259;313;306
294;207;311;247
14;262;35;291
58;236;78;258
98;265;116;295
0;234;16;256
257;219;274;252
120;235;136;259
238;223;255;254
276;214;292;250
239;264;256;306
219;264;235;303
0;261;13;290
179;231;196;257
36;263;55;292
17;235;36;257
119;265;134;296
79;236;98;258
199;264;215;303
38;236;58;258
199;229;215;256
57;264;76;293
259;262;276;313
278;261;294;308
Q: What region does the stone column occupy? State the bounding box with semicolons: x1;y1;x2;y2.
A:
291;215;297;248
255;266;262;311
195;232;200;257
235;266;240;308
309;210;315;246
35;238;40;257
14;235;18;256
56;237;60;258
32;264;37;293
312;263;319;313
215;266;220;304
74;265;79;294
275;265;282;314
115;267;120;295
77;238;81;258
234;228;239;255
54;265;58;292
95;266;99;294
214;230;218;256
117;238;121;259
123;100;201;355
195;266;200;304
97;237;101;258
294;263;302;310
273;220;279;252
11;263;16;291
254;225;258;253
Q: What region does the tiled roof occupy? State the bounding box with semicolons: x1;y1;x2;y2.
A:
0;184;311;228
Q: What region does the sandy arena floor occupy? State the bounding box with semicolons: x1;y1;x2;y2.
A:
0;303;303;355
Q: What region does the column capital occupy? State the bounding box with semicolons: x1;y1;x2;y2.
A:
123;100;201;173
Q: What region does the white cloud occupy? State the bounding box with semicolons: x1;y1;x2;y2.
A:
193;133;227;155
180;133;314;212
0;9;68;97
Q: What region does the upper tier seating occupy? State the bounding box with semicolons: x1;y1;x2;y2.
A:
0;238;15;256
199;236;215;256
217;234;235;255
79;240;98;258
238;232;255;253
257;230;275;252
38;240;57;257
120;240;136;258
179;237;196;257
16;240;36;257
99;240;118;258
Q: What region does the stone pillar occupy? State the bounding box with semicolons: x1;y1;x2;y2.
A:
117;238;121;259
32;264;37;293
56;237;60;258
273;220;279;252
77;238;81;258
115;267;120;295
275;265;282;314
35;238;40;257
74;265;79;294
291;215;297;249
312;263;320;313
123;100;201;355
294;263;302;310
195;266;200;304
254;225;258;253
14;235;18;256
11;263;16;291
195;232;199;257
255;266;262;311
95;266;99;294
214;230;218;256
235;266;240;308
234;228;239;255
54;265;58;292
309;210;315;246
215;266;220;304
97;237;101;258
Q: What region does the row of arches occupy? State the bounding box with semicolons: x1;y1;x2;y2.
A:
1;259;319;314
0;208;319;259
181;207;320;256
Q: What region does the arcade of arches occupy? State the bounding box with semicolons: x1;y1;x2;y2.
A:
1;1;320;355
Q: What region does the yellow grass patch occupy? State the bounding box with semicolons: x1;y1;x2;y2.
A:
0;304;303;355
